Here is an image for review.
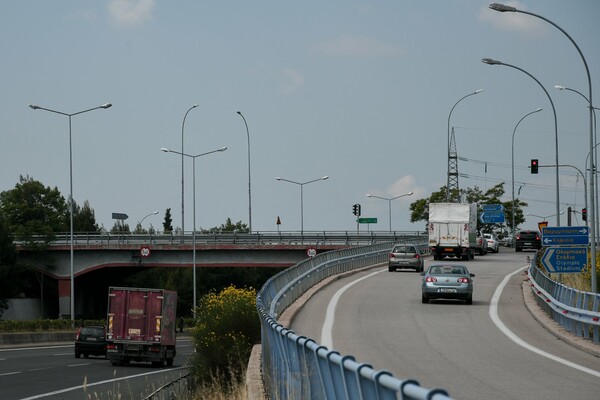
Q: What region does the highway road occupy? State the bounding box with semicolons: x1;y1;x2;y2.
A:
290;249;600;400
0;338;193;400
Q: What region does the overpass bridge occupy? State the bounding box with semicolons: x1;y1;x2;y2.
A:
16;231;425;319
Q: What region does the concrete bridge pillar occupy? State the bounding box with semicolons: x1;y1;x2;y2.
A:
57;278;71;319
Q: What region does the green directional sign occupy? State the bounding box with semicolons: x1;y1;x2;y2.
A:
358;217;377;224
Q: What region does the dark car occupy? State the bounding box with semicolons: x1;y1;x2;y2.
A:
388;244;424;272
421;264;474;304
515;230;541;252
74;325;106;358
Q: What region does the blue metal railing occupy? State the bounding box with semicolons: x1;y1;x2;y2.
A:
256;240;453;400
528;254;600;344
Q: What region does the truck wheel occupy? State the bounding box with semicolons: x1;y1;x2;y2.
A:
75;351;81;359
166;358;174;367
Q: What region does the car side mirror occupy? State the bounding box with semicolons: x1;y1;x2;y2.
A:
470;273;475;277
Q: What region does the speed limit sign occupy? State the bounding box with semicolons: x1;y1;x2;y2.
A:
140;246;151;257
306;248;317;258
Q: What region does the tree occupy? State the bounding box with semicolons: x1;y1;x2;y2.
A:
163;208;173;233
204;217;249;233
0;175;68;247
409;183;527;234
73;200;100;233
110;221;130;234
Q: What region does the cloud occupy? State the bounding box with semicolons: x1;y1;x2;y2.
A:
369;175;424;200
280;68;305;95
314;34;403;57
108;0;155;27
478;1;546;37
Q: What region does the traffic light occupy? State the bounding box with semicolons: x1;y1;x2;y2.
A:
352;203;361;216
530;159;539;174
582;208;587;221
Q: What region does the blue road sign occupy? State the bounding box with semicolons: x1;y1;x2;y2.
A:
542;226;589;246
480;210;505;224
541;247;588;273
482;204;504;212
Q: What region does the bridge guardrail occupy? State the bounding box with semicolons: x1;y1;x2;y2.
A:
22;231;427;247
528;254;600;344
256;239;453;400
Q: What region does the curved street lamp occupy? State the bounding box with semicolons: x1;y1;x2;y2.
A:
162;146;227;319
446;89;483;201
236;111;252;232
29;102;112;323
275;176;329;234
482;58;560;227
180;104;199;240
512;108;543;246
489;0;596;292
366;192;414;232
138;211;159;229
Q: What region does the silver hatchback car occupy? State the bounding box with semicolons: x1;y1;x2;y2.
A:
421;264;474;304
388;244;424;272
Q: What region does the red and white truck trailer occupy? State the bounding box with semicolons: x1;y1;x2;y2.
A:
105;287;177;367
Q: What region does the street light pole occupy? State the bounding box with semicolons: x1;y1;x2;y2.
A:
29;102;112;323
138;211;159;229
366;192;414;232
447;89;483;201
512;108;543;246
275;176;329;234
181;104;199;241
482;58;561;227
490;1;595;292
162;146;227;319
236;111;252;232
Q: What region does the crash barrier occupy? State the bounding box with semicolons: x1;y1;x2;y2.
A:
24;231;427;247
528;255;600;344
143;370;192;400
256;241;454;400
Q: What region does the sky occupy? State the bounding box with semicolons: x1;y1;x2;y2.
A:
1;0;599;233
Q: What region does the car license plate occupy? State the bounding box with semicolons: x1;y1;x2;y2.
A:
87;337;97;341
444;248;453;252
439;288;457;293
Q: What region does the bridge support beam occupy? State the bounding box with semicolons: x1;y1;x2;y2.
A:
57;278;71;319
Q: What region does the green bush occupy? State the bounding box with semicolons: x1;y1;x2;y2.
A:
189;285;260;386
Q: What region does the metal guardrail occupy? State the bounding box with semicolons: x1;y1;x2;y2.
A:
256;240;454;400
528;255;600;344
24;231;427;247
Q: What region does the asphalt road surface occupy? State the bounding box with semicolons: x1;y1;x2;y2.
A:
0;338;192;400
290;249;600;400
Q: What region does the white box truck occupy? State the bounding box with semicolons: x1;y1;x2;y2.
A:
428;203;477;261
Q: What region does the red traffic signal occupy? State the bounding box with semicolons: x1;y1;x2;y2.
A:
530;159;539;174
582;208;587;221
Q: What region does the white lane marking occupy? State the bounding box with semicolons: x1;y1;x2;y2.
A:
20;366;188;400
0;371;21;377
490;266;600;378
321;269;385;349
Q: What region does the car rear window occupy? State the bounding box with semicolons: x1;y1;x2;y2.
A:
519;232;539;239
393;246;415;253
81;327;104;336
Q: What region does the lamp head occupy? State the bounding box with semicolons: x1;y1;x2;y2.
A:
366;194;372;197
482;58;502;65
321;176;329;180
489;3;517;12
275;177;282;181
28;104;40;110
161;147;170;153
153;211;159;215
534;107;543;112
473;89;484;94
407;191;414;196
101;103;112;109
219;147;228;152
554;85;566;90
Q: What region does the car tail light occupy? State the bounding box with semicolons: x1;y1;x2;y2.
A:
389;253;394;259
106;344;117;350
75;328;81;340
413;254;420;259
457;277;470;283
426;276;437;283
